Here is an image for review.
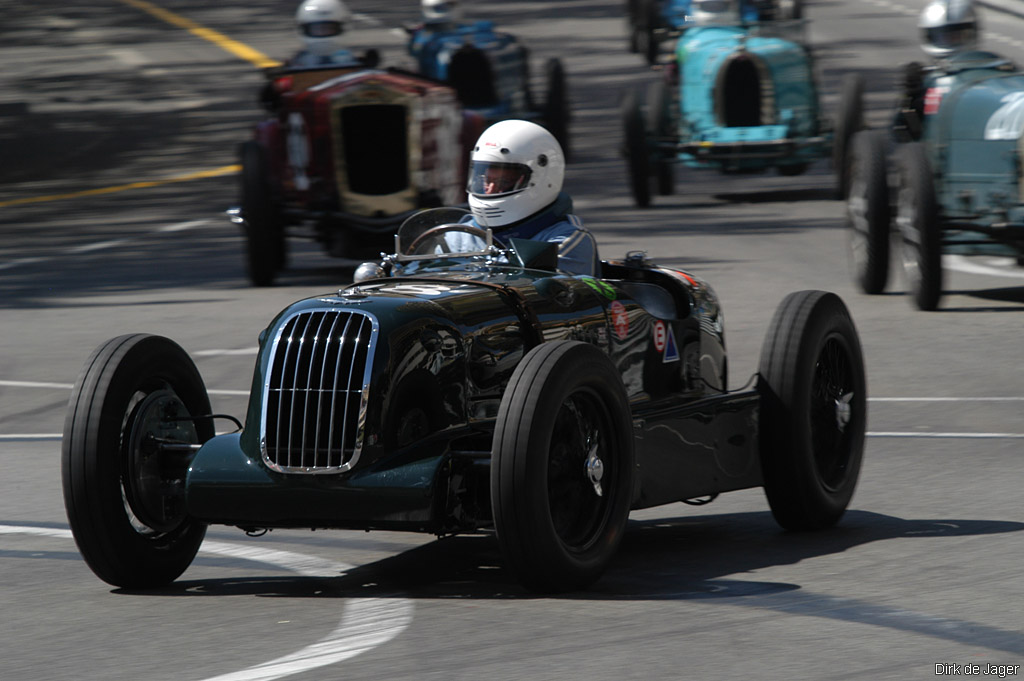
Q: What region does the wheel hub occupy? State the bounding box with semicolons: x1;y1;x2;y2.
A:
835;392;853;432
585;442;604;497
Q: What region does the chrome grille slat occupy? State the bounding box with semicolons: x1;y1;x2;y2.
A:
262;309;377;474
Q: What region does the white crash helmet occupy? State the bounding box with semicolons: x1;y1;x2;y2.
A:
919;0;979;58
296;0;351;57
467;120;565;228
691;0;741;25
422;0;463;24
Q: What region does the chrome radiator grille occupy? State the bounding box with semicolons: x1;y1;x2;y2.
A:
261;309;377;473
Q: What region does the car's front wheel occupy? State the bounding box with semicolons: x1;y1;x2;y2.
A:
491;341;634;592
846;129;891;295
833;73;865;199
622;88;652;207
758;291;866;531
240;140;285;286
62;334;213;588
895;142;943;310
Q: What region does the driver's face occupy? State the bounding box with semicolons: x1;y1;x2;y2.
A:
483;166;520;195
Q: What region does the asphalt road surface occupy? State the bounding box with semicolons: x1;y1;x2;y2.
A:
1;1;1022;680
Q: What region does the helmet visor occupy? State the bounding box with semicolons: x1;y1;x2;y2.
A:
303;20;343;38
467;161;532;197
924;22;976;51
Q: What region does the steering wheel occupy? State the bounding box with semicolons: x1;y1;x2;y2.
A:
406;224;491;255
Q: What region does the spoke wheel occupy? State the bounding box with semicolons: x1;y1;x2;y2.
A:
758;291;866;530
491;341;633;592
62;334;213;588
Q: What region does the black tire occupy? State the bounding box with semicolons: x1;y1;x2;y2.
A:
637;0;660;66
626;0;640;53
647;80;675;196
758;291;866;531
543;58;571;162
777;162;809;177
846;130;891;295
622;88;652;208
894;142;943;311
833;73;865;199
491;341;634;593
62;334;213;588
240;140;285;286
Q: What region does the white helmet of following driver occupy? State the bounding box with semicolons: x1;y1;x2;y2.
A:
296;0;351;57
466;120;565;228
919;0;979;57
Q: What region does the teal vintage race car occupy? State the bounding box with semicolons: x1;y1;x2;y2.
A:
622;14;864;206
61;208;867;593
845;50;1024;310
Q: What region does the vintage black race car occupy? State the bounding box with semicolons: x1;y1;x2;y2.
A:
62;208;867;593
845;50;1024;310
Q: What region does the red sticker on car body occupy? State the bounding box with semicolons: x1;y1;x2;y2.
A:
610;300;629;340
653;320;666;352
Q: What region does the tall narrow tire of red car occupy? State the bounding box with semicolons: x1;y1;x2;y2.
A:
622;88;652;208
846;129;891;295
62;334;212;588
543;58;571;163
757;291;866;531
641;0;660;66
240;140;284;286
491;341;634;593
895;142;943;311
833;73;865;200
647;80;676;196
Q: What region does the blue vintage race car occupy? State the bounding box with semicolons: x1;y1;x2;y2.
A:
622;15;863;207
845;50;1024;311
407;19;570;158
626;0;803;65
61;208;866;594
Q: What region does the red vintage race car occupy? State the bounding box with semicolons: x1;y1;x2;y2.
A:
235;63;487;286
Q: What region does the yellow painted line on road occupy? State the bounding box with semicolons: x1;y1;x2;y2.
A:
0;165;239;208
3;1;272;209
117;0;281;68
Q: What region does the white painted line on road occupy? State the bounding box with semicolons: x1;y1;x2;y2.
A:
0;219;211;271
0;380;247;396
194;348;260;356
870;396;1024;402
0;434;62;441
0;525;414;681
0;257;48;272
869;432;1024;439
0;380;74;390
945;254;1024;279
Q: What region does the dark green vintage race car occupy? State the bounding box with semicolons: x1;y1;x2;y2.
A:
62;208;867;593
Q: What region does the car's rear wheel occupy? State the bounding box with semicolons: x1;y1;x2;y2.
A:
491;341;634;593
833;73;865;199
647;80;675;196
622;88;652;207
544;58;571;162
240;140;285;287
847;129;891;295
758;291;866;531
62;334;213;588
895;142;942;311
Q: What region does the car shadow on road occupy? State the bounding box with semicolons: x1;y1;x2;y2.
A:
153;509;1022;601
